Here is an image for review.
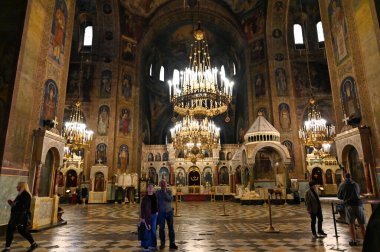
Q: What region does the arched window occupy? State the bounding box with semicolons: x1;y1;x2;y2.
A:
233;62;236;76
293;24;304;45
149;64;153;76
173;69;179;85
316;21;325;42
159;66;165;82
84;26;93;46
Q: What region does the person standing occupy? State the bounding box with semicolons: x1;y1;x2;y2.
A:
2;182;38;252
140;181;158;251
337;173;366;246
156;180;178;250
305;180;327;239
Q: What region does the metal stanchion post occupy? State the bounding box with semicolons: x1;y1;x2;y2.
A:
220;192;229;216
174;193;181;217
264;195;279;233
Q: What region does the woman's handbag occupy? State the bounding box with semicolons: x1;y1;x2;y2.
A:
137;221;150;241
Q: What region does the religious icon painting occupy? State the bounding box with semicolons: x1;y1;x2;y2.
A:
203;167;212;186
159;167;169;182
122;37;136;62
96;143;107;164
118;144;129;171
121;73;132;99
251;39;266;63
275;68;288;96
340;76;361;125
254;73;265;97
100;70;112;98
50;0;68;64
119;108;131;136
40;79;58;127
97;105;109;135
278;103;291;130
176;167;186;186
219;166;229;185
328;0;349;65
94;172;105;192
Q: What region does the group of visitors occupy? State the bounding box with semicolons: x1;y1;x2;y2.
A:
305;173;367;247
140;179;178;251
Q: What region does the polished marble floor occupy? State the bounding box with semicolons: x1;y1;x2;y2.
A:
1;201;365;251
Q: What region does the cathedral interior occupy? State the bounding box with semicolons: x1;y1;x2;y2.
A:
1;0;380;251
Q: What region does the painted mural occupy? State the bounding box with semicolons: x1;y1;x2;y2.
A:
293;62;332;97
119;108;131;135
241;2;266;41
275;68;287;96
96;143;107;164
341;77;361;124
254;73;265;97
100;70;112;98
40;79;58;126
176;167;186;186
159;167;169;182
121;73;132;99
67;63;79;94
203;167;213;186
122;39;136;62
279;103;291;130
97;105;109;135
118;144;129;172
251;39;265;63
328;0;349;65
50;0;68;64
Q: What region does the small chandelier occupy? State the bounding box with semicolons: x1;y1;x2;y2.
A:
298;98;335;155
62;101;93;151
170;115;220;155
168;23;233;118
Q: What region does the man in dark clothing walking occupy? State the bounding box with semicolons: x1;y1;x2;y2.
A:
156;180;178;250
337;173;366;246
2;182;38;252
305;180;327;239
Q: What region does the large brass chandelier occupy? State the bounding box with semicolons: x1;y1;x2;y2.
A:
298;99;335;156
62;54;93;158
168;23;233;118
62;101;93;151
170;115;220;153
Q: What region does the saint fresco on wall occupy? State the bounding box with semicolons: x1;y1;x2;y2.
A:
203;167;213;186
257;107;269;121
275;68;287;96
122;38;136;62
118;144;129;172
241;3;266;41
50;0;68;64
121;73;132;99
251;39;265;63
97;105;109;135
254;73;265;97
96;143;107;164
176;167;186;186
40;79;58;126
341;77;361;125
293;62;331;97
119;108;131;135
159;167;169;182
328;0;349;65
100;70;112;98
279;103;291;130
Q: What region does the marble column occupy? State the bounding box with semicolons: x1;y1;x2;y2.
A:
170;164;175;186
230;173;235;193
213;166;218;186
363;162;373;194
33;163;43;196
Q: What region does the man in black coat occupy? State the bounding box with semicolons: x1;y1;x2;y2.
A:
2;182;38;252
305;180;327;238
